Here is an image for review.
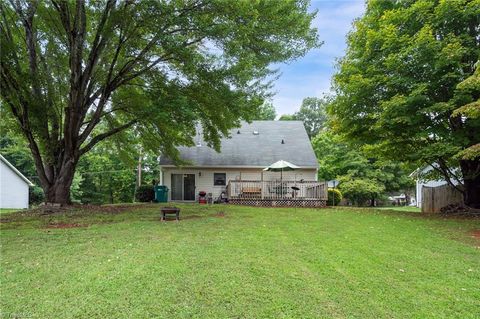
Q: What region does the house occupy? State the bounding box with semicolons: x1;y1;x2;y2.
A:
159;121;327;206
0;154;33;209
410;165;463;212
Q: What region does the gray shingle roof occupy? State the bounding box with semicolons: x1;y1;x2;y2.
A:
160;121;318;168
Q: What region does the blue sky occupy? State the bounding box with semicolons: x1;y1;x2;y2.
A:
271;0;366;116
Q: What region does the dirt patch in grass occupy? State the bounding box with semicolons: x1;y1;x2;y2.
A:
213;211;226;218
55;204;152;214
46;222;88;229
0;204;154;223
470;229;480;240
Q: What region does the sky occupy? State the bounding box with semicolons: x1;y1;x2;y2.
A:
271;0;366;116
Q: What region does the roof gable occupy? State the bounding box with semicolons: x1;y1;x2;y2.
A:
0;154;34;186
160;121;318;168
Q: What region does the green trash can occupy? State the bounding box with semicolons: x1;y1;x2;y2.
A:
154;185;169;202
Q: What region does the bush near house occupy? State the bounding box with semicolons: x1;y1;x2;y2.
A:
134;185;154;202
29;186;44;205
327;188;342;206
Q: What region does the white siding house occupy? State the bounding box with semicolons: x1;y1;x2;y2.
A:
0;154;33;209
160;166;318;201
159;121;322;203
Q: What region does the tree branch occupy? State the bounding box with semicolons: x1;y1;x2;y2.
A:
79;120;136;155
429;162;465;195
82;0;116;95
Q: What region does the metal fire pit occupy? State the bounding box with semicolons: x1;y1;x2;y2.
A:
161;207;180;221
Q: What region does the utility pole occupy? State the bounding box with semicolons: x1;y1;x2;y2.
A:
137;153;142;187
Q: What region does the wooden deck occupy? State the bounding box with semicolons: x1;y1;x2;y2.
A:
226;180;328;207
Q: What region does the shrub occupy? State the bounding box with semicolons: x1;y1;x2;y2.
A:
135;185;154;202
29;186;45;205
339;178;385;206
327;188;342;206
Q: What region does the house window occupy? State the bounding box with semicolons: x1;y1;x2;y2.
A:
214;173;226;186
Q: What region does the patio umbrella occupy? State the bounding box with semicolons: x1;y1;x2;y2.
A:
263;160;300;180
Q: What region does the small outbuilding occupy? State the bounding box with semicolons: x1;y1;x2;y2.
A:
0;154;33;209
410;165;463;213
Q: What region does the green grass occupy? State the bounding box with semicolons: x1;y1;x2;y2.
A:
1;204;479;318
375;206;421;212
0;208;22;215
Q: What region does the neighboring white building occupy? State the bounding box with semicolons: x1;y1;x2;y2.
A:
0;154;33;209
411;165;462;208
159;121;320;202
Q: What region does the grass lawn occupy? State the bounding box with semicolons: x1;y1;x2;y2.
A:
1;204;479;318
0;208;22;215
375;206;421;213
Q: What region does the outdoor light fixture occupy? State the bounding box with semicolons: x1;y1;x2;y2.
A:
199;171;202;177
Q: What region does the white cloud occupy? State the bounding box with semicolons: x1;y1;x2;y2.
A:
271;0;365;115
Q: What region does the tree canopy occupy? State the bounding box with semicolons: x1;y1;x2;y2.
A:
312;130;415;206
329;0;480;207
253;102;277;120
278;114;297;121
278;96;327;138
293;97;327;138
0;0;319;203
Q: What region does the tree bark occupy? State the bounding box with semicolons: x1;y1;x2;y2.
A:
460;160;480;208
41;158;77;205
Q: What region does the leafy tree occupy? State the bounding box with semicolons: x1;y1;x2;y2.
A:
339;178;385;206
312;131;366;181
294;97;327;138
452;62;480;160
329;0;480;207
278;97;327;138
278;114;297;121
0;0;319;204
254;102;277;120
75;145;137;204
1;116;148;204
312;130;414;206
0;126;37;183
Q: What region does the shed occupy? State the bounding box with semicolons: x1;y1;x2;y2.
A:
0;154;34;209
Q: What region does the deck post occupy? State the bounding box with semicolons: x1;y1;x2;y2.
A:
261;171;264;199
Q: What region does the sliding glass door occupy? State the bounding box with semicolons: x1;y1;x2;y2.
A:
171;174;196;201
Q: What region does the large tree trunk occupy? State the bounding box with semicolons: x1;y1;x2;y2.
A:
41;159;77;205
460;159;480;208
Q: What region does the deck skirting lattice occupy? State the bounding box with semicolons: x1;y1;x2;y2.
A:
229;199;326;207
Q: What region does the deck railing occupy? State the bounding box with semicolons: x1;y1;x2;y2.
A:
227;180;327;200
